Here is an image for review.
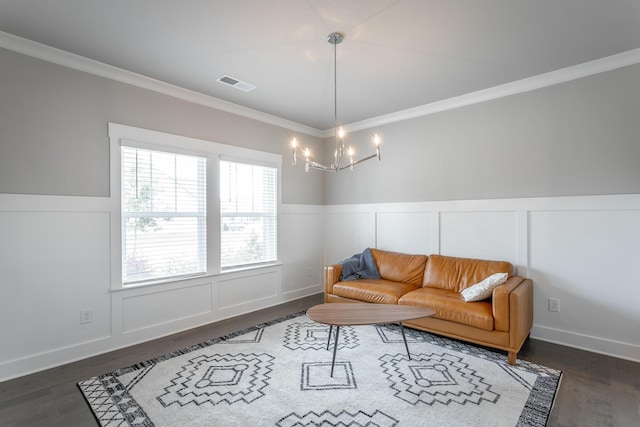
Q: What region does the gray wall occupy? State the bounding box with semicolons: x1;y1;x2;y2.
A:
0;48;324;204
324;64;640;204
3;46;639;207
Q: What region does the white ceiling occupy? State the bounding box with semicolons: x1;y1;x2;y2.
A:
1;0;639;131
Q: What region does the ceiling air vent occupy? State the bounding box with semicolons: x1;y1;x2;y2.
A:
216;75;256;92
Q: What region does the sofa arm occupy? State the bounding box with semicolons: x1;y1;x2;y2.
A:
492;276;528;332
509;278;533;349
324;264;342;297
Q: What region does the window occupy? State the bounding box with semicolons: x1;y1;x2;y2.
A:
121;146;206;283
220;160;277;268
110;122;281;289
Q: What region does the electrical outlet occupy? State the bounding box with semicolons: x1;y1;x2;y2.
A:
80;308;93;324
548;298;560;312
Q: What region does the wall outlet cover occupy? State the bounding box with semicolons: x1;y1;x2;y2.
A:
80;308;93;324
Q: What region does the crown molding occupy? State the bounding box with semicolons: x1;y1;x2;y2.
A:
0;31;324;138
1;31;638;139
330;47;640;137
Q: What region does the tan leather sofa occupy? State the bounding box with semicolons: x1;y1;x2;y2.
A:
324;249;533;365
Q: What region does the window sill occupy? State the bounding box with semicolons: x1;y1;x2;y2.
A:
220;261;282;274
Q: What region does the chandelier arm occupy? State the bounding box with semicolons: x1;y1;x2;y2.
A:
307;161;333;171
337;153;379;171
292;149;332;171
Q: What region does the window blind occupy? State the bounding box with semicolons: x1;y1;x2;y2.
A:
121;146;207;283
220;160;277;268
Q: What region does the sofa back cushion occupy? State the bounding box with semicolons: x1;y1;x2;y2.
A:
422;254;513;292
370;248;427;286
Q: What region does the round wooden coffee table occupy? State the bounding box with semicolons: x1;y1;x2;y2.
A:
306;303;435;376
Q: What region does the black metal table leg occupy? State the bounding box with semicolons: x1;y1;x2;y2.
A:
330;326;340;377
399;322;411;359
327;325;333;350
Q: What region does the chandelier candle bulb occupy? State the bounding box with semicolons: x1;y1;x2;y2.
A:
374;134;381;160
348;147;354;170
291;137;297;165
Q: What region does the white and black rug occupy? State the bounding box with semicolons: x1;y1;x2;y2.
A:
78;312;561;426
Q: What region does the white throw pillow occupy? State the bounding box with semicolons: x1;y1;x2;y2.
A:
460;272;509;302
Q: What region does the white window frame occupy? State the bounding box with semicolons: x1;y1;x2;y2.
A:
109;123;281;290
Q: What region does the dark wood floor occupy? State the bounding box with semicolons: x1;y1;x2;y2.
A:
1;293;638;426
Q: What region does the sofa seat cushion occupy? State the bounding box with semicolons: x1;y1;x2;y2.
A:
398;287;494;331
332;280;419;304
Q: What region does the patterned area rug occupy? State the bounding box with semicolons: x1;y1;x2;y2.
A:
78;312;561;426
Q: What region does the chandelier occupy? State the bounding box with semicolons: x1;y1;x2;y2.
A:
291;32;381;172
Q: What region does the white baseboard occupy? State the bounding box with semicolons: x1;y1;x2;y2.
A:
0;335;112;382
531;324;640;363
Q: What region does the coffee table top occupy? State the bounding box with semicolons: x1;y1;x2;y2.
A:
306;303;434;326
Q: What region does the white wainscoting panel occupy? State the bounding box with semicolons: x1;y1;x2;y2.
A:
0;197;324;381
528;209;640;360
280;207;323;295
2;194;639;380
325;211;375;264
121;282;213;334
0;211;110;362
376;212;433;255
218;269;278;310
440;211;518;269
